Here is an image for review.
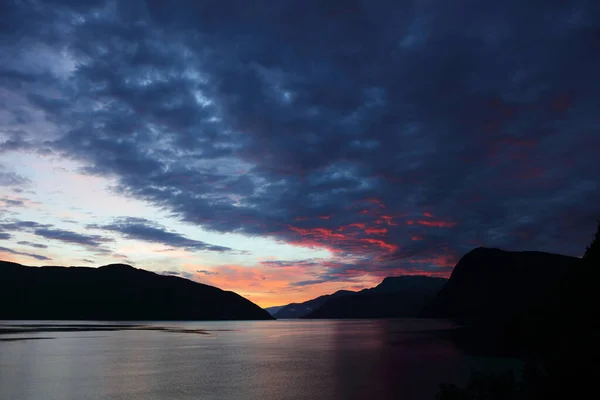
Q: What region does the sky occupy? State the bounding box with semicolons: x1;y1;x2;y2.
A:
1;0;599;307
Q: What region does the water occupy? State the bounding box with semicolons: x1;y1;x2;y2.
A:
0;319;517;400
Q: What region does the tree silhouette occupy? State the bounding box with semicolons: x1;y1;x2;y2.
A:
583;218;600;262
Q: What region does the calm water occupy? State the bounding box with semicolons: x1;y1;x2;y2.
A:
0;319;517;400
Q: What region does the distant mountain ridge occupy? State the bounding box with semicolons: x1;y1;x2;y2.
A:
273;290;354;319
304;276;448;319
419;247;580;324
264;305;285;316
277;245;580;321
0;260;273;321
272;276;448;319
365;275;448;294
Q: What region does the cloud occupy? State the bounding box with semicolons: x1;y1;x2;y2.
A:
0;195;38;211
160;270;197;280
90;217;233;252
16;240;48;249
0;232;11;240
197;269;219;275
0;220;52;231
290;279;330;288
0;245;51;261
259;259;321;268
33;227;114;247
1;0;599;286
0;198;25;207
0;166;30;188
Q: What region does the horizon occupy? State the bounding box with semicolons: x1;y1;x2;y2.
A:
1;0;599;308
0;257;453;307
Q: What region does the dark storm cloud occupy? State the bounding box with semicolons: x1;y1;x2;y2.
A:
33;228;114;247
0;131;35;154
91;217;233;252
2;0;599;281
0;245;51;261
0;232;11;240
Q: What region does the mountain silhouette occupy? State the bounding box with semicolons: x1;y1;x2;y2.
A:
303;276;448;319
436;222;600;399
273;290;355;319
419;247;579;324
0;261;273;321
264;305;285;316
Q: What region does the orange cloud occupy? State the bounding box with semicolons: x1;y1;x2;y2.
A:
288;223;398;255
358;238;398;252
288;225;347;240
364;227;388;235
338;223;367;231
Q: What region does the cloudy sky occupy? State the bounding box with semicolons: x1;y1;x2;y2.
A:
1;0;599;307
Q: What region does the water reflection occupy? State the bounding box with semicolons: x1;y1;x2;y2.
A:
327;320;465;400
1;320;478;400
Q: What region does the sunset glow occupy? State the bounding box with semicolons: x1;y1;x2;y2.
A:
1;0;598;308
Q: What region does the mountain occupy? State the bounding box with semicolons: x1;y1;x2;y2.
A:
264;305;285;316
0;260;273;321
304;276;448;319
367;275;448;294
435;224;600;399
273;290;355;319
419;247;580;324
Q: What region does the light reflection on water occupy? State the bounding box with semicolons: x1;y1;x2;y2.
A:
0;319;509;400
